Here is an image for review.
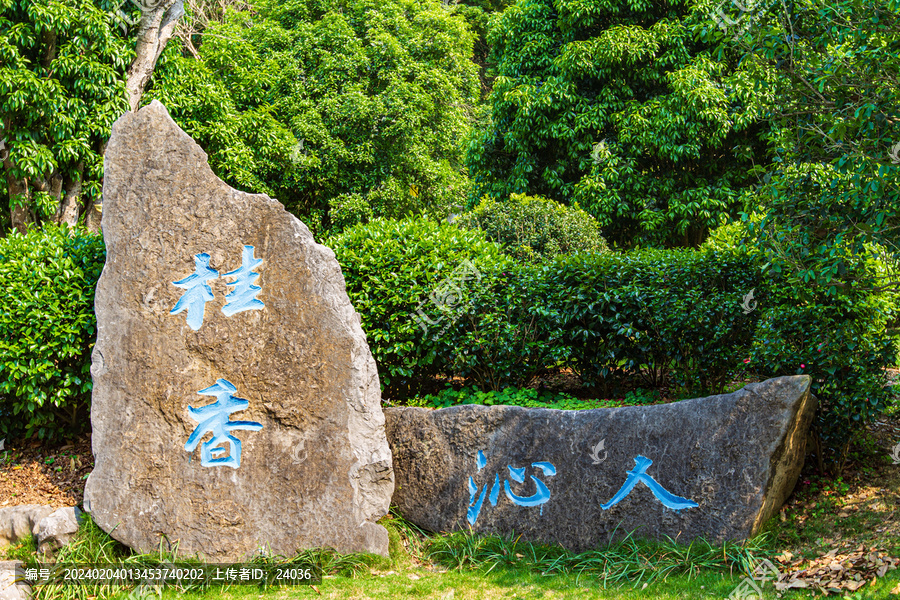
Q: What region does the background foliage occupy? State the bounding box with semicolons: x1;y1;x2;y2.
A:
147;0;481;233
0;0;130;230
696;0;900;298
465;0;763;248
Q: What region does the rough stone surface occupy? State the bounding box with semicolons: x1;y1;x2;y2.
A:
34;507;80;554
0;506;55;548
84;100;393;560
0;562;29;600
386;376;816;551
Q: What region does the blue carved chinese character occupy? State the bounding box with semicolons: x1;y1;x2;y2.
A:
504;462;555;512
171;253;219;330
467;450;556;524
601;455;698;510
221;245;264;317
184;378;263;469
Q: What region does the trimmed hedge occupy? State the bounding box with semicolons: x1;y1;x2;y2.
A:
0;225;104;440
325;217;510;396
539;248;762;393
331;219;762;395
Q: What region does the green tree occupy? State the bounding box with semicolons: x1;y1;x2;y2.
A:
694;0;900;469
0;0;129;232
0;0;183;233
467;0;764;248
148;0;481;233
697;0;900;297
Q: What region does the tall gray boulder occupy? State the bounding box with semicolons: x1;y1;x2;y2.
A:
84;101;393;560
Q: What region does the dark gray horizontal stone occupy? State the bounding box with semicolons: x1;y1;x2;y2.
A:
386;376;815;551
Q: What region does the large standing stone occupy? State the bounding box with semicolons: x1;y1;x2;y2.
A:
386;376;815;551
84;101;393;560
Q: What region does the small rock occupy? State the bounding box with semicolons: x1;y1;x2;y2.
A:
34;507;80;554
0;561;30;600
0;505;55;547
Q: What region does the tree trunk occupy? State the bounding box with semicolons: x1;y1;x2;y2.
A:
125;0;184;112
84;197;102;233
56;164;83;227
4;151;30;233
48;171;63;211
9;198;30;232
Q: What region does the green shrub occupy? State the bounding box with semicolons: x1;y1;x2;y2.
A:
456;193;607;262
331;220;762;397
0;225;104;440
326;217;508;396
436;261;565;390
748;285;897;472
706;220;899;471
540;248;762;394
701;218;759;256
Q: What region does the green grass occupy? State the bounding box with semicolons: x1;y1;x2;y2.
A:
150;569;762;599
7;479;900;600
3;532;35;561
421;527;769;584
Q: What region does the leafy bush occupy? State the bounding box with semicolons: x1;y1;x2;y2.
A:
707;217;899;470
701;218;759;256
436;261;565;390
326;217;508;396
456;193;607;262
540;248;762;394
0;225;104;440
331;220;762;397
748;284;898;472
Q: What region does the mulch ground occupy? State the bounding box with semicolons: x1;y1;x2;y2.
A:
0;433;93;508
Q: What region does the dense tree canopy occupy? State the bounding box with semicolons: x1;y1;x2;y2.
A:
147;0;482;233
0;0;131;231
699;0;900;297
466;0;765;248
